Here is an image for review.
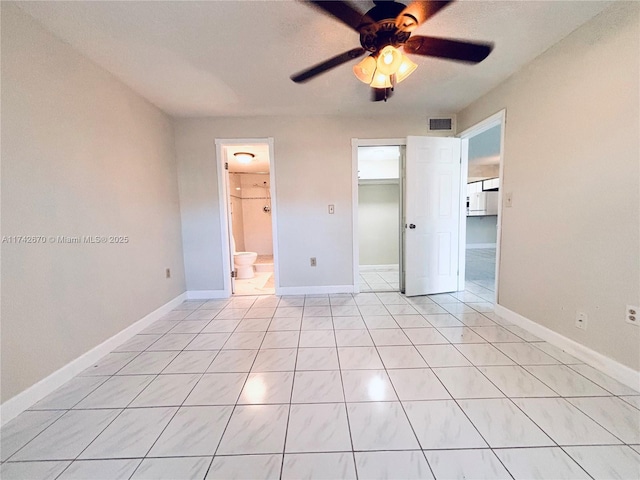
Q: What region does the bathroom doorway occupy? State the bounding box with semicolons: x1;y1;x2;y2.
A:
216;139;279;296
354;142;405;293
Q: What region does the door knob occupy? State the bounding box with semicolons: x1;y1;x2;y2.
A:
409;224;416;229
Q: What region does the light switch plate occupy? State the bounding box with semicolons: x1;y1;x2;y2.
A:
505;192;513;208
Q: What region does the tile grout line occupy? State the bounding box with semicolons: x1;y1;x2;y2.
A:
4;290;638;477
8;300;232;470
448;297;568;479
330;296;359;480
424;344;518;478
202;295;278;480
276;298;304;480
85;297;242;479
358;292;440;480
452;298;601;480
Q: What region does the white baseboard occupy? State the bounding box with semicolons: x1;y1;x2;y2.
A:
495;304;640;391
466;243;497;249
186;290;229;300
276;285;356;296
0;292;186;426
359;264;399;272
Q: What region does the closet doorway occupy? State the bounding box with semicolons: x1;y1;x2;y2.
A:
355;142;404;293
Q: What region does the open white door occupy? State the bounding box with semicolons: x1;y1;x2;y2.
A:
405;136;461;296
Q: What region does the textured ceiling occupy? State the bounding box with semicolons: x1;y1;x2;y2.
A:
16;1;612;117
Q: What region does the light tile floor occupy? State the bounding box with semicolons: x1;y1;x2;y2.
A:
358;266;399;292
2;292;640;479
466;248;496;293
234;256;275;296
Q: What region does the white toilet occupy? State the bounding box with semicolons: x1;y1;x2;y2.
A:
231;235;258;279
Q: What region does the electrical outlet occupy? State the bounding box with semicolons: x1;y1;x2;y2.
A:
626;305;639;326
165;268;171;279
310;257;317;267
575;311;587;330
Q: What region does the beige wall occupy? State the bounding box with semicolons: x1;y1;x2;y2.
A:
359;183;400;266
458;2;640;370
1;5;186;401
174;115;432;291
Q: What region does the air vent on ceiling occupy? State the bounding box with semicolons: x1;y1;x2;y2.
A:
428;116;455;133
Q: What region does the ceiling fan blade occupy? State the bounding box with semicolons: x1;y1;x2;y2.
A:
290;47;366;83
396;1;454;31
307;1;370;31
371;87;394;102
404;36;493;63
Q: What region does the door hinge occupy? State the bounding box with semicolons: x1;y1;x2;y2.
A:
231;270;236;278
225;162;229;170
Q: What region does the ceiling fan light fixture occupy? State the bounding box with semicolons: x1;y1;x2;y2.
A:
395;54;418;83
353;55;377;84
376;45;403;76
369;72;392;89
234;152;255;164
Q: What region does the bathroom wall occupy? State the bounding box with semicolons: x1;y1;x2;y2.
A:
240;174;273;255
229;174;246;252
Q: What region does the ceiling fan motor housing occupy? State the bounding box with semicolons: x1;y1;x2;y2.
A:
359;22;410;53
358;1;413;53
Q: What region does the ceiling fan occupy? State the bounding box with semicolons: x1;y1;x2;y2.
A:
290;0;494;101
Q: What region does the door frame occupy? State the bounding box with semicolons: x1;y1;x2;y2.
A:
215;137;280;297
457;109;506;302
351;138;406;293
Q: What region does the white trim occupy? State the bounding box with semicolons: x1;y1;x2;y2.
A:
495;304;640;390
352;138;407;295
458;109;506;304
458;110;505;138
358;179;400;185
0;293;186;426
215;138;280;297
351;140;359;294
458;138;469;291
277;285;356;296
267;139;281;296
359;264;399;272
466;243;497;249
186;290;229;300
215;139;233;298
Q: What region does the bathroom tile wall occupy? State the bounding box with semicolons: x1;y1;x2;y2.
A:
240;174;273;256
